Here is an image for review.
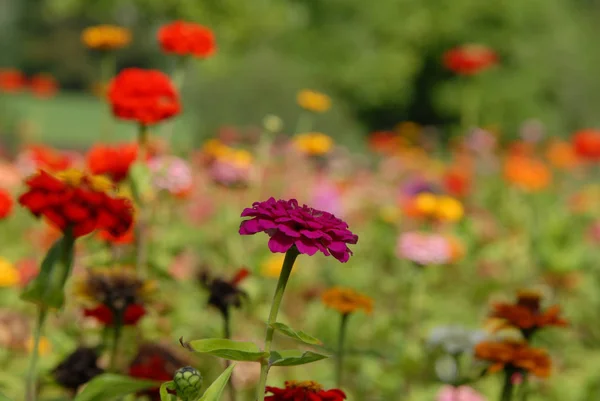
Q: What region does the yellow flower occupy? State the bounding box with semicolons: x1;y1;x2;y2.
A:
81;25;132;50
321;286;373;315
435;196;464;222
202;139;230;159
261;254;297;278
414;193;437;215
26;336;51;356
0;258;19;287
294;132;334;156
297;90;331;113
379;205;400;224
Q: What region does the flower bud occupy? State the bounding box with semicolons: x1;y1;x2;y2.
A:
262;114;283;133
173;366;203;401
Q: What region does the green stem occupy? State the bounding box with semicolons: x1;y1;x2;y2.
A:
335;313;350;387
224;315;237;401
500;370;514;401
135;124;149;275
255;248;300;401
108;311;123;372
25;307;48;401
518;373;529;401
163;58;187;147
460;79;480;133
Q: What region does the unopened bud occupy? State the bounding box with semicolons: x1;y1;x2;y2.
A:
263;114;283;133
173;366;203;401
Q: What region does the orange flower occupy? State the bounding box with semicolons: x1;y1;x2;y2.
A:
443;44;497;75
0;189;12;219
321;287;373;315
86;143;138;182
503;156;551;191
81;25;131;50
491;290;568;335
474;340;551;378
22;145;73;173
29;74;58;98
0;69;26;93
545;140;579;170
572;129;600;161
158;21;216;58
443;169;471;197
507;141;536;158
18;169;134;238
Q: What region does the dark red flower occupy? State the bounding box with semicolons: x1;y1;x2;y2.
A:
199;268;249;318
572;129;600;161
0;189;13;219
443;44;497;75
87;143;138;182
98;224;135;245
239;198;358;263
158;21;216;58
29;74;59;98
18;170;134;238
108;68;181;126
129;344;187;401
83;304;146;326
0;69;26;93
266;381;346;401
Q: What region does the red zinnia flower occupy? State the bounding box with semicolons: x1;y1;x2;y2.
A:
239;198;358;263
158;21;216;58
266;381;346;401
572;129;600;161
18;169;134;238
108;68;181;126
87;143;138;182
29;74;59;98
98;224;135;245
0;189;13;219
129;344;187;401
0;69;26;93
83;304;146;326
20;145;73;173
443;44;497;75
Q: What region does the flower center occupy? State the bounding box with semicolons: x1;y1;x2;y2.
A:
55;169;85;187
286;380;323;392
516;290;542;313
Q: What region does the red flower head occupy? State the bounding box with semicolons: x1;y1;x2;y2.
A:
21;145;74;173
266;381;346;401
86;143;138;182
29;74;59;98
158;21;216;58
129;344;187;401
108;68;181;126
572;129;600;161
239;198;358;263
443;44;498;75
98;224;135;245
443;169;471;197
0;69;26;93
0;189;13;219
83;304;146;326
18;169;134;238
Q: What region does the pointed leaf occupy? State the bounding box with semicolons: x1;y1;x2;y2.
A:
269;350;328;367
271;322;322;345
73;374;160;401
186;338;267;361
197;364;235;401
160;381;177;401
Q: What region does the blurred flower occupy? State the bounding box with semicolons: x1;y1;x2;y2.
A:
311;179;343;216
443;169;471;198
18;169;134;238
401;178;437;198
396;231;452;266
16;259;39;288
209;149;253;189
427;326;487;356
321;287;373;315
0;309;30;350
87;143;138;182
263;114;283;133
297;90;331;113
81;25;131;50
395;121;422;142
26;335;51;356
265;381;346;401
294;132;334;156
199;268;249;318
503;156;551;191
572;129;600;161
436;385;487;401
443;44;497;75
129;344;187;401
239;198;358;263
368;131;401;154
0;189;12;219
519;119;545;143
445;235;465;263
98;224;135;245
52;346;103;392
0;69;26;93
465;128;497;153
0;258;19;287
29;74;58;98
261;254;298;278
158;21;216;58
545;140;579;170
434;196;464;222
75;267;155;326
108;68;180;126
474;340;551;378
148;156;193;197
16;145;73;174
490;290;568;337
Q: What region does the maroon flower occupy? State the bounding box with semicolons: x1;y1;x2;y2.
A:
239;198;358;263
265;381;346;401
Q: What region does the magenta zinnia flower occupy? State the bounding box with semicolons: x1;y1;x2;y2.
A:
239;198;358;262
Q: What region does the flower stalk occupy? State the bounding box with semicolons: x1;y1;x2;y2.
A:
500;369;514;401
25;307;48;401
335;313;350;387
135;124;149;275
108;309;124;371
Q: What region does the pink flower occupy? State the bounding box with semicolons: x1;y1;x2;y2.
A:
311;180;343;217
239;198;358;262
397;231;451;265
210;160;251;188
437;385;487;401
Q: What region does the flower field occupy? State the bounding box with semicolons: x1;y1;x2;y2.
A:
1;16;600;401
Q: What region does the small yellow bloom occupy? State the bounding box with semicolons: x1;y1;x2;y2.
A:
297;90;331;113
0;258;19;287
294;132;334;156
202;139;230;159
414;193;437;215
434;196;464;222
26;336;51;356
81;25;132;51
261;254;297;278
321;286;373;315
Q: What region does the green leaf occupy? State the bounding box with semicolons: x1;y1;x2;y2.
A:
185;338;267;361
73;374;160;401
268;350;328;367
160;381;177;401
21;233;75;308
197;364;235;401
271;322;322;345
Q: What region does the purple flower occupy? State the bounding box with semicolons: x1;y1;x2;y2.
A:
396;231;451;265
239;198;358;263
